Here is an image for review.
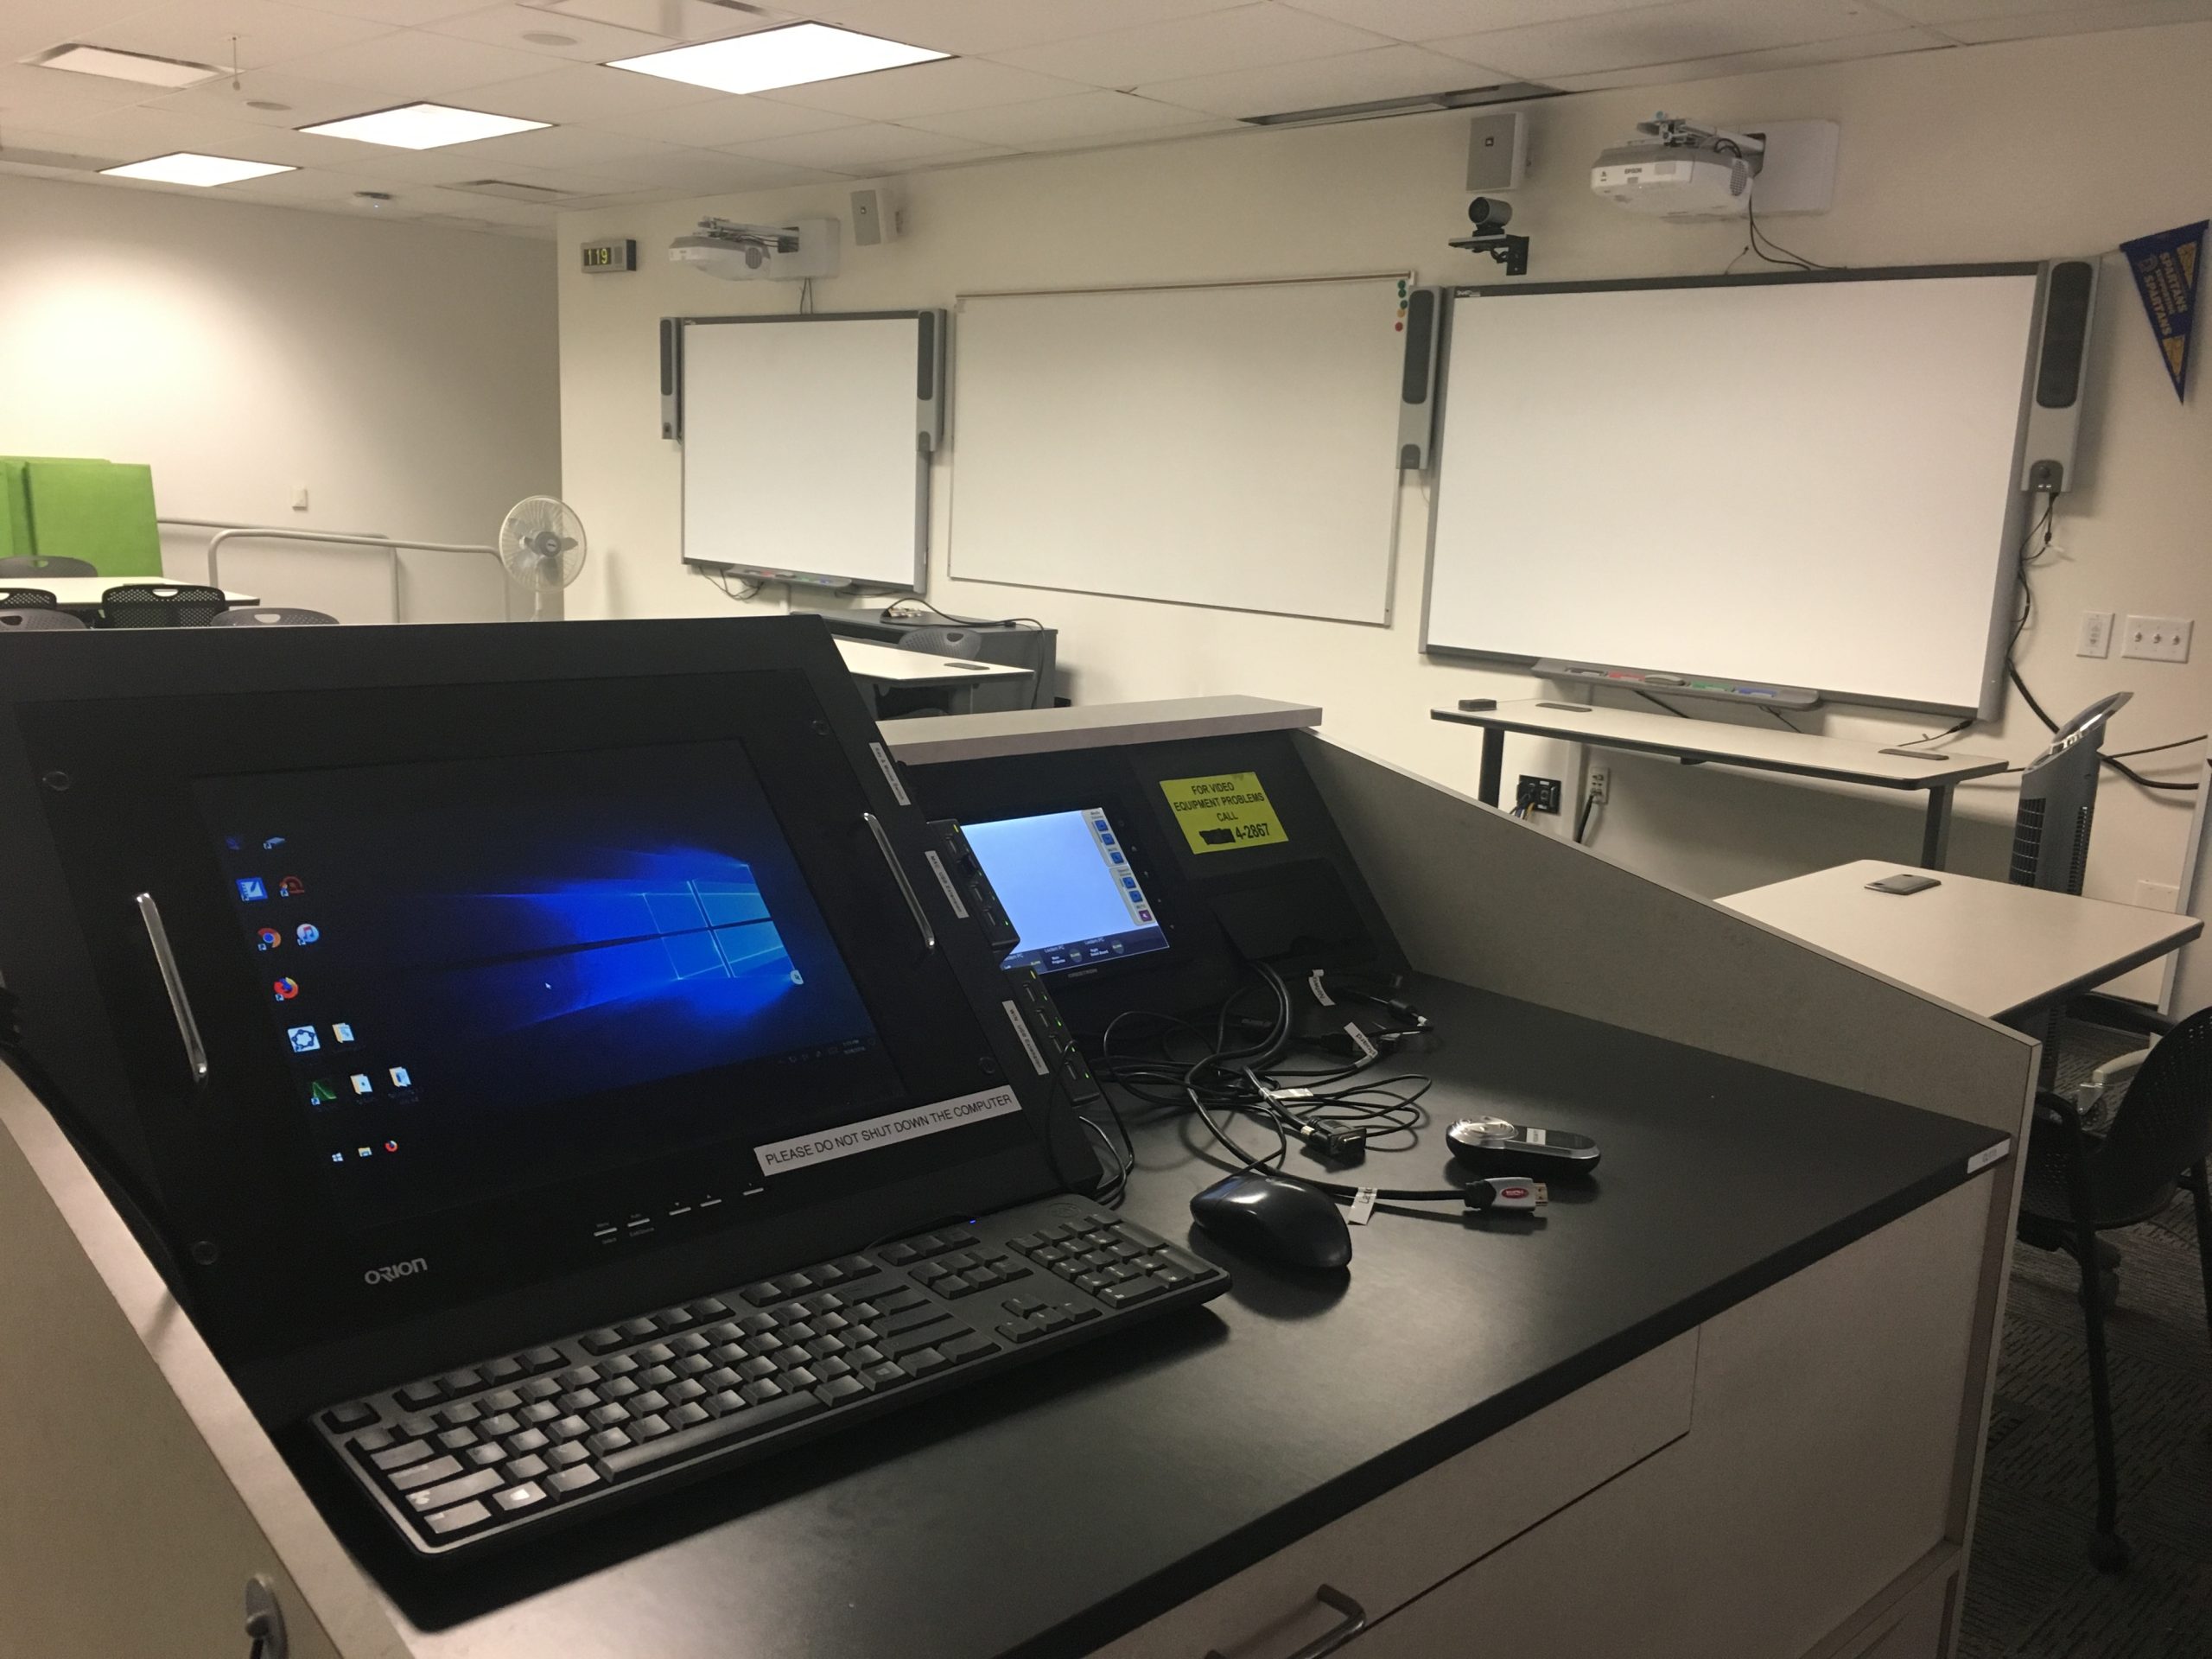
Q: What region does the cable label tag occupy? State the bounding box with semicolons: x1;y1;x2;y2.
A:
1308;969;1334;1007
1001;999;1051;1077
868;741;911;807
1344;1021;1380;1064
1348;1187;1378;1225
755;1086;1021;1176
922;850;969;918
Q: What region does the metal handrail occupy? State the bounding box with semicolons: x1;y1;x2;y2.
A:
201;527;508;625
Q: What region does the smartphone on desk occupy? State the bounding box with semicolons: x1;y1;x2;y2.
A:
1866;873;1941;895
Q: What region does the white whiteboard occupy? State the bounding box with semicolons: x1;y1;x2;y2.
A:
681;314;929;590
950;277;1409;625
1424;270;2043;712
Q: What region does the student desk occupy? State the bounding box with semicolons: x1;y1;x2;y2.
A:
0;703;2039;1659
1719;859;2202;1025
1431;698;2007;868
3;575;262;614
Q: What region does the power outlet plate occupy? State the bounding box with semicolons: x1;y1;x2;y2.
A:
1587;767;1611;805
1516;775;1562;814
2077;610;2113;658
2121;614;2193;663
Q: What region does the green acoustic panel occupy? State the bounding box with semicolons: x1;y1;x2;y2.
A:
0;461;29;565
22;460;162;577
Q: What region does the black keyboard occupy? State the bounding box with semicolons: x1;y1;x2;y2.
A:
313;1200;1230;1557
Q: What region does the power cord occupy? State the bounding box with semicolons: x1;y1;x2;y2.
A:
883;597;1042;630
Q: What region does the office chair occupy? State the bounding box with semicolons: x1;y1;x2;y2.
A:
0;608;86;632
0;554;97;579
898;626;982;659
100;584;230;629
0;588;58;610
209;607;340;627
2015;1001;2212;1573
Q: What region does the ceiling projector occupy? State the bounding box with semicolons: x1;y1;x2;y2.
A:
669;215;840;281
1591;113;1762;219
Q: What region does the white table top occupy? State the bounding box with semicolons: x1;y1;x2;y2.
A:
1719;858;2202;1022
0;576;260;608
1432;697;2005;791
835;637;1033;685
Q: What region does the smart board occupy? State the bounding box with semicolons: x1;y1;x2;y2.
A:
1423;267;2046;715
949;276;1413;625
678;311;940;592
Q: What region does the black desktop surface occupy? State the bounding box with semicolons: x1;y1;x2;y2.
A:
361;976;2004;1658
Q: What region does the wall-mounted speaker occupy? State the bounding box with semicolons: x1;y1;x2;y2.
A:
916;308;946;451
1398;286;1445;469
659;317;682;441
2021;257;2098;493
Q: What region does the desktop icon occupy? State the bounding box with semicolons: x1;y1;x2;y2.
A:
356;1146;372;1159
388;1066;411;1089
1122;876;1138;889
333;1022;356;1044
288;1025;321;1053
308;1079;340;1104
1109;851;1126;865
271;976;300;1001
295;923;321;945
331;1152;345;1164
384;1140;398;1154
224;836;243;852
263;836;287;850
1137;909;1153;922
1098;832;1116;844
256;927;281;951
236;877;268;902
277;875;306;898
351;1074;373;1096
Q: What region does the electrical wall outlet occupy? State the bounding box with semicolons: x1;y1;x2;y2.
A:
1516;775;1562;814
2077;611;2113;658
2121;615;2193;663
1587;767;1610;805
291;484;310;512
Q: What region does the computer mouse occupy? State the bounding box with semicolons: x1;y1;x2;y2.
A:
1189;1173;1352;1270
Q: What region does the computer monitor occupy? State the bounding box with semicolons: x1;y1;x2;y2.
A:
961;807;1170;976
2011;690;2131;893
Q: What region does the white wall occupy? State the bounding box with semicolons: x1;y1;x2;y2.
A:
0;174;559;623
557;24;2212;979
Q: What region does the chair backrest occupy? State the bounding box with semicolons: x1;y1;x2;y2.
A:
22;460;162;577
0;554;96;578
101;584;230;629
899;626;982;659
208;607;340;627
0;607;86;632
0;588;58;609
2091;1003;2212;1214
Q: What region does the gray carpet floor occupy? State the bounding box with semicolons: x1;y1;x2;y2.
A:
1958;1027;2212;1657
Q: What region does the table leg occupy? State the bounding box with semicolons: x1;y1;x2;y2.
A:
1920;785;1955;870
1478;728;1503;809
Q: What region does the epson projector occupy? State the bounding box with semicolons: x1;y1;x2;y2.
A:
1590;141;1752;219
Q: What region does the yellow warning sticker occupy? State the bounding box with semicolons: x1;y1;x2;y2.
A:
1160;771;1288;855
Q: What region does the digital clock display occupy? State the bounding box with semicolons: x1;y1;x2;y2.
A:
581;238;636;274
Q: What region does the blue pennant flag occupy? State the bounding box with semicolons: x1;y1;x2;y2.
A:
2120;219;2206;403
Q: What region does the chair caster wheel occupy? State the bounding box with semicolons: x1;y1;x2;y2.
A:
2088;1531;2131;1573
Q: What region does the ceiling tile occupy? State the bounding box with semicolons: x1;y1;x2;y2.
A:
630;156;855;195
273;28;556;96
279;0;508;24
39;101;344;167
723;120;1000;173
755;56;1086;119
1427;0;1911;79
0;0;162;60
1139;42;1511;116
438;121;678;169
418;3;693;61
514;0;805;42
1276;0;1666;41
992;3;1395;86
1542;24;1948;88
905;88;1230;146
593;92;861;144
1879;0;2184;21
797;0;1254;56
75;2;394;72
0;60;173;123
458;60;728;120
143;70;398;128
1929;0;2212;36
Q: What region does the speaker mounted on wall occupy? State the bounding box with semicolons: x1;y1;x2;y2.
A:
2021;257;2099;493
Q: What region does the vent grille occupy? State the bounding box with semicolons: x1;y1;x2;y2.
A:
1241;81;1554;129
2009;798;2045;886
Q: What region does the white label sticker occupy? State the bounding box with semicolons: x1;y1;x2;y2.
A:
1348;1186;1378;1225
1308;969;1335;1007
754;1086;1020;1176
1002;999;1050;1077
1344;1021;1380;1064
868;741;911;806
923;849;969;918
1965;1138;2012;1176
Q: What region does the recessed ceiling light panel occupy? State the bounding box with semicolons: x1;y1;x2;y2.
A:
608;22;946;95
31;43;224;89
301;103;551;150
100;152;296;187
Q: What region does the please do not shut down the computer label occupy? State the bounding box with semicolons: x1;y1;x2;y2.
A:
754;1087;1024;1176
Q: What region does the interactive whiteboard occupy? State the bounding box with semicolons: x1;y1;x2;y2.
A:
950;276;1412;625
1423;268;2044;715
